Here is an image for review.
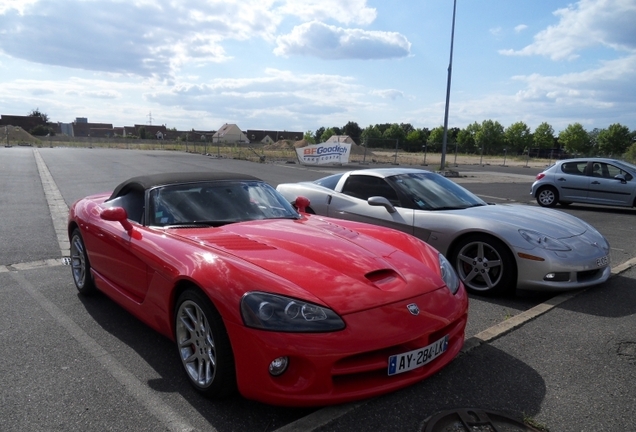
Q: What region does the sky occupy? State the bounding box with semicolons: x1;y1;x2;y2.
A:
0;0;635;134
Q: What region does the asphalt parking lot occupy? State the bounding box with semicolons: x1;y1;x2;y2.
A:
1;146;635;431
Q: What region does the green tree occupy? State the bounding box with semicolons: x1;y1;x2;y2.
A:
360;125;382;147
303;130;316;144
427;126;445;152
475;119;505;155
28;108;49;123
400;123;415;136
30;124;54;136
456;122;480;154
533;122;555;151
138;126;147;139
313;127;325;143
382;123;406;149
504;121;532;155
597;123;632;156
404;128;430;152
558;123;590;155
320;127;336;142
342;121;362;144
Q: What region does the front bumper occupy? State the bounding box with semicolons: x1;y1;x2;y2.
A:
514;234;611;291
225;286;468;406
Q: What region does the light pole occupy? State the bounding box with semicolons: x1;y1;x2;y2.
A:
422;144;428;166
440;0;457;171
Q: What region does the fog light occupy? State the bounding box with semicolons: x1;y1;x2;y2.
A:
269;356;289;376
544;272;570;282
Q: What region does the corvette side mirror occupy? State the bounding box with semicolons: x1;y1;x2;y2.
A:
368;196;397;214
101;206;134;233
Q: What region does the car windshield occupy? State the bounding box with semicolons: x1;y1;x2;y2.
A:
386;172;487;210
149;180;300;227
314;173;344;190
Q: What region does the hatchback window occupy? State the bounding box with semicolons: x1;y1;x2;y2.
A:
561;162;586;175
605;163;633;181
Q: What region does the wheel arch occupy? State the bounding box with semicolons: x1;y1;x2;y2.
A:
447;231;519;284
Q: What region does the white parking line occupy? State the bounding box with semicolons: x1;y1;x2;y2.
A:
28;148;200;432
33;148;70;257
10;271;197;432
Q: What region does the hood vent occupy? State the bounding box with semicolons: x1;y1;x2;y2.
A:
365;268;406;291
315;220;360;239
206;234;276;251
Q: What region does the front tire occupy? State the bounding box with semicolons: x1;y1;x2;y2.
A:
174;289;236;398
451;234;515;296
70;228;97;295
536;186;558;207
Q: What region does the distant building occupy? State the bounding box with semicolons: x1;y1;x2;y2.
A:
246;129;303;144
72;121;113;137
0;114;45;131
213;124;250;143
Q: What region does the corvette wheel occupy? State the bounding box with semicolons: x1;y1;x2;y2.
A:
70;229;97;295
175;289;236;398
536;186;558;207
452;235;515;296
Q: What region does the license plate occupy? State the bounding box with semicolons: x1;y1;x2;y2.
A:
387;335;449;376
596;256;609;267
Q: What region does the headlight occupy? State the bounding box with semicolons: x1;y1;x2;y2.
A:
519;229;571;251
439;253;460;294
240;292;345;332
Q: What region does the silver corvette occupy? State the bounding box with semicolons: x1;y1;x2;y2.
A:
276;168;611;295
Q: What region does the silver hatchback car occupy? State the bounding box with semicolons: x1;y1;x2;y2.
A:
532;158;636;208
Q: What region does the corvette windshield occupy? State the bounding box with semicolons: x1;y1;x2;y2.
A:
386;172;486;210
150;180;299;226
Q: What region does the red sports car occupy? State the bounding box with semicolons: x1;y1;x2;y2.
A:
68;172;468;406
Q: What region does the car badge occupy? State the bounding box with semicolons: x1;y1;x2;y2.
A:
407;303;420;316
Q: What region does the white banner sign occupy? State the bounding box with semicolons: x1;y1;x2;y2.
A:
296;143;351;165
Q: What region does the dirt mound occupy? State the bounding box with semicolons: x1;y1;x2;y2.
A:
263;139;296;150
2;125;40;146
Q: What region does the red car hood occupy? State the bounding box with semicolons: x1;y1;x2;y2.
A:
172;218;445;315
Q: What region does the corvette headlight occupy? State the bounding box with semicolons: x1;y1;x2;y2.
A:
439;253;460;295
240;292;345;332
519;229;571;251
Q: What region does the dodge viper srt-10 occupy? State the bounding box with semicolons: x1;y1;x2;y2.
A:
68;172;468;406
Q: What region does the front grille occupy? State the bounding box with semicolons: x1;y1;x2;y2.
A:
577;269;601;282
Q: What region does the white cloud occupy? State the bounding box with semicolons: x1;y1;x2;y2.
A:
274;0;377;25
274;21;411;59
514;24;528;33
0;0;282;78
370;89;404;100
500;0;636;60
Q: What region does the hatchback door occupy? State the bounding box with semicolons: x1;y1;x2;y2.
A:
554;161;591;202
586;161;636;206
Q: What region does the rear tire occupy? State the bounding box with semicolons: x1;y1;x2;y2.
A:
174;289;237;398
536;186;558;207
70;229;97;296
450;234;516;296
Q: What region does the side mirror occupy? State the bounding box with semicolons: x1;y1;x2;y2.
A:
368;196;397;214
101;206;134;233
293;196;311;213
614;174;627;184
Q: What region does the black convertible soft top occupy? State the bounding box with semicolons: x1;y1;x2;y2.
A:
109;171;262;200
